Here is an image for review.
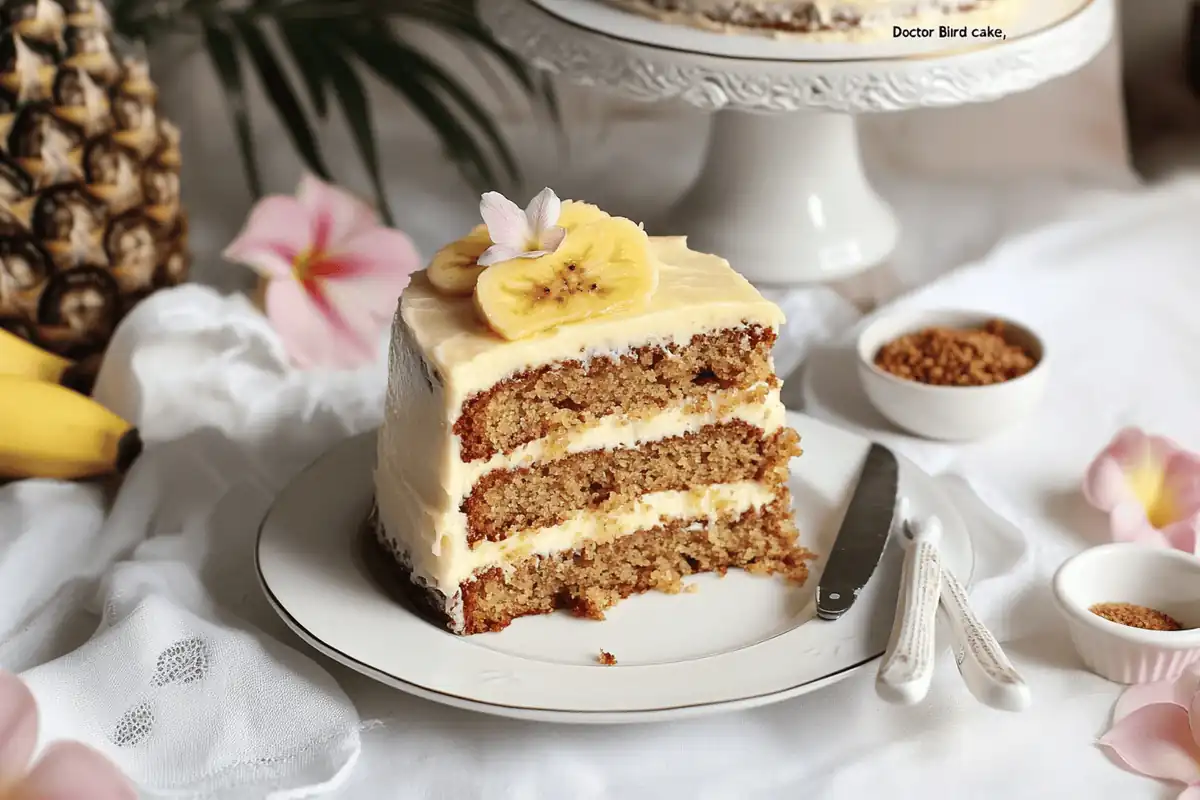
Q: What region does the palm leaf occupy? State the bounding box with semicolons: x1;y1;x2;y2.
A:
335;21;518;187
232;16;332;180
117;0;561;217
316;36;394;224
201;22;263;197
278;20;330;118
351;2;564;153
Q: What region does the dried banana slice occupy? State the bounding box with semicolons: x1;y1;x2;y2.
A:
427;201;612;297
473;216;655;340
427;223;490;297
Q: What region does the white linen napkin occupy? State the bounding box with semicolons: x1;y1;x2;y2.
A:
0;287;388;798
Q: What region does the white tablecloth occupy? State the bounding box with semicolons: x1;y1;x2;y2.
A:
6;175;1200;799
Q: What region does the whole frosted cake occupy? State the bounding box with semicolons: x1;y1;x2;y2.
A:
603;0;1024;38
372;189;811;635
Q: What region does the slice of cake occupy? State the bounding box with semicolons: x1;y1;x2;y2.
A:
373;188;811;635
602;0;1026;39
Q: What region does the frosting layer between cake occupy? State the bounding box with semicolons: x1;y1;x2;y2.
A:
380;479;778;590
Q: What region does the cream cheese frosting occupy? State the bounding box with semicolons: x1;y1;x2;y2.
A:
399;235;784;413
374;234;789;594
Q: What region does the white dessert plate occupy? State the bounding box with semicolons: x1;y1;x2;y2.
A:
256;411;973;724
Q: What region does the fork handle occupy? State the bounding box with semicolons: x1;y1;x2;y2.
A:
877;538;943;705
940;567;1031;712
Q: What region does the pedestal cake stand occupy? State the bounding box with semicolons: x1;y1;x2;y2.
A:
481;0;1114;285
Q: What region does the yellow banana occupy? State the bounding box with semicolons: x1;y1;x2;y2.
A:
0;328;89;391
0;376;142;480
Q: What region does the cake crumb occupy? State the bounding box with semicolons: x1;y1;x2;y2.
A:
1090;602;1184;631
597;650;617;666
683;582;699;594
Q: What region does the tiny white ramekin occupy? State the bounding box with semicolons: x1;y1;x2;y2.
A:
856;308;1049;442
1053;543;1200;684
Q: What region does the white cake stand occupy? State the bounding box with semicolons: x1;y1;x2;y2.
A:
481;0;1114;286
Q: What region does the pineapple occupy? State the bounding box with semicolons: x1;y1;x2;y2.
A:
0;0;188;381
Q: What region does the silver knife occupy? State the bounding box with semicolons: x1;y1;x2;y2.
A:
816;443;899;621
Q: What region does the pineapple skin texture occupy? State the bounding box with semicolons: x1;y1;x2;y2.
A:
0;0;189;375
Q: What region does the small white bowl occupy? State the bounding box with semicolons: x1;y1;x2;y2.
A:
1053;543;1200;684
856;308;1049;441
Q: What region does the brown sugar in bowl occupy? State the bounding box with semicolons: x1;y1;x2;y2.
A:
856;309;1049;441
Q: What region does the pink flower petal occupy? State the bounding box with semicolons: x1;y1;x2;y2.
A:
222;195;311;279
1166;452;1200;518
479;192;530;248
318;227;420;282
1116;672;1200;722
524;187;561;232
19;741;135;800
477;243;526;267
1110;501;1168;546
0;671;37;780
1179;785;1200;800
1099;703;1200;784
264;279;376;369
1106;428;1169;467
1190;687;1200;749
297;175;378;252
1084;456;1136;512
1162;516;1200;555
319;271;404;340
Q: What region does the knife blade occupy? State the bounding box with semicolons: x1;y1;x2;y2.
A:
816;442;899;621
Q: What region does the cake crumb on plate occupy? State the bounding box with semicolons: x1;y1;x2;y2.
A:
597;650;618;666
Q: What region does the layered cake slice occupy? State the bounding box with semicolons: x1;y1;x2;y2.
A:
373;189;811;634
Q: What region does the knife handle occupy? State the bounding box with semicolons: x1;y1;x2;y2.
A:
877;524;943;705
940;565;1031;712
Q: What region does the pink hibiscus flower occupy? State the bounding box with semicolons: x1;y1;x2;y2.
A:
223;175;420;369
1083;428;1200;554
1100;669;1200;799
0;670;134;799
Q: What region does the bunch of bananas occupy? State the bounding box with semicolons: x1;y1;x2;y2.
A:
0;329;141;481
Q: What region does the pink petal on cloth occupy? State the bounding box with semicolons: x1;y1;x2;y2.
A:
222;195;312;278
1107;428;1179;467
524;187;561;232
319;227;420;282
1162;516;1200;555
479;192;530;248
1099;703;1200;784
0;671;36;780
19;741;135;800
264;279;376;369
1110;500;1168;547
296;175;378;252
1115;672;1200;722
1084;456;1138;512
1166;452;1200;517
